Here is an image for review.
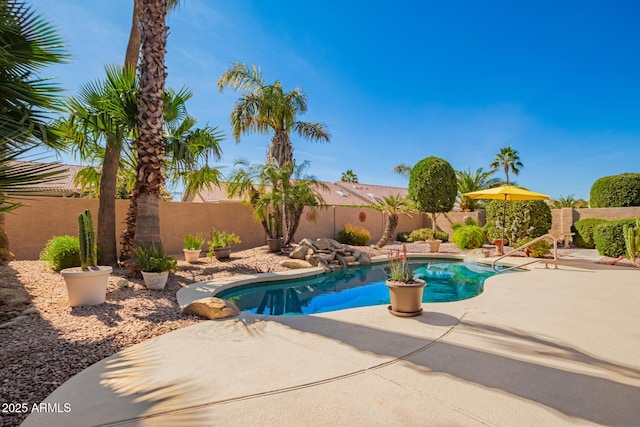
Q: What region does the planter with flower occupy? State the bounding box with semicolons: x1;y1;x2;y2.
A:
61;210;112;307
183;234;205;263
385;245;426;317
133;244;177;290
207;229;241;260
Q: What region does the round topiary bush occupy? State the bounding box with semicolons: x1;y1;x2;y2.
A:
572;218;608;249
408;156;457;219
593;218;639;257
590;173;640;208
485;199;552;242
451;223;486;249
39;235;80;271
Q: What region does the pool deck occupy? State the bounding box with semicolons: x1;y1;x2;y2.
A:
23;252;640;426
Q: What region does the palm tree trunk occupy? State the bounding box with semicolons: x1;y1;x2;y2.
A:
125;0;142;68
119;188;138;260
376;214;399;248
284;206;304;245
0;212;13;262
132;0;168;249
268;130;293;167
97;136;120;265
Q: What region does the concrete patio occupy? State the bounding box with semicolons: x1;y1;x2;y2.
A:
23;254;640;426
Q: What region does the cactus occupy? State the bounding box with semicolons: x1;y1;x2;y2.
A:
623;219;640;262
78;210;97;269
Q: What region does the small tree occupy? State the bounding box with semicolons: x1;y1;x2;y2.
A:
372;195;413;248
408;157;457;229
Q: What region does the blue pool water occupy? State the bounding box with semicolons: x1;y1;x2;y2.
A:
216;259;505;316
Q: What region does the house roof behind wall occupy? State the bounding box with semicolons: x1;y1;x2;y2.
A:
9;161;85;197
185;180;409;207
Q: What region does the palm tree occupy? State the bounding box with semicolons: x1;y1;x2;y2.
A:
392;163;412;178
281;162;327;244
217;62;330;167
132;0;169;249
340;169;358;183
456;167;501;211
0;1;69;260
372;195;414;248
57;65;138;264
550;194;589;209
490;146;523;184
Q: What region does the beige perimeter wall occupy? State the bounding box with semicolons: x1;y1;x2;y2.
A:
7;198;640;260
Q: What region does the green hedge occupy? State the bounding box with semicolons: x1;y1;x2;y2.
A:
590;173;640;208
593;218;639;257
406;228;449;243
572;218;607;249
485;199;551;243
396;231;411;242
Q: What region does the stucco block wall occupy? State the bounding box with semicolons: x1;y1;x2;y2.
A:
7;197;640;260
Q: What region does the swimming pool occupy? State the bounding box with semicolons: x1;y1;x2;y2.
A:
216;259;503;316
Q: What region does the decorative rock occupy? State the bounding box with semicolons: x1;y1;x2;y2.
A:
305;256;319;267
347;262;361;267
299;238;317;250
183;297;240;319
314;238;332;250
328;239;343;249
290;245;309;260
279;259;313;269
316;252;335;262
357;252;372;265
117;278;131;288
21;307;38;316
342;256;357;263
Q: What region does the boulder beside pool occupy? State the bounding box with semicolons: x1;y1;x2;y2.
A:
183;297;240;319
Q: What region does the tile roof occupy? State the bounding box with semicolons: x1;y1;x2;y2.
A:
10;161;85;195
187;180;408;207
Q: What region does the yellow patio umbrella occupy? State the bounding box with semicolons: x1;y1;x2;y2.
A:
462;185;550;245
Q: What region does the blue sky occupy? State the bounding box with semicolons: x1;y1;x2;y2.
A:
29;0;640;200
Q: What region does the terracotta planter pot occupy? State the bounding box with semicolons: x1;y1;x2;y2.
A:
61;266;112;307
426;239;442;253
183;249;201;263
141;271;169;290
267;238;283;252
213;246;231;260
492;239;508;256
385;278;426;317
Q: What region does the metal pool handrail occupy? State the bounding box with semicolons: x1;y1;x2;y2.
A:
491;233;559;273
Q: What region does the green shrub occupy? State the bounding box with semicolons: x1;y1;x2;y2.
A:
337;223;370;246
408;156;457;217
396;231;411;242
516;237;552;258
406;227;449;243
40;235;80;271
485;199;551;243
572;218;607;249
594;218;639;257
590;173;640;208
451;223;486;249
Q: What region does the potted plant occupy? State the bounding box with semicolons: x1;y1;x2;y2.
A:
385;245;426;317
265;212;283;252
183;234;205;263
133;244;177;290
426;229;442;253
207;228;241;260
61;210;112;307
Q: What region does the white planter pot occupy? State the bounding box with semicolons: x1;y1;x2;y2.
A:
61;266;112;307
141;271;169;290
183;249;201;263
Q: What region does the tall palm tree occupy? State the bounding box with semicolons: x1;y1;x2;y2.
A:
392;163;412;178
57;65;138;264
490;146;523;184
217;62;330;167
372;195;414;248
0;0;68;260
456;167;501;211
132;0;169;249
340;169;358;183
125;0;180;68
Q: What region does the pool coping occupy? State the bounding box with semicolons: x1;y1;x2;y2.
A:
176;252;528;310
